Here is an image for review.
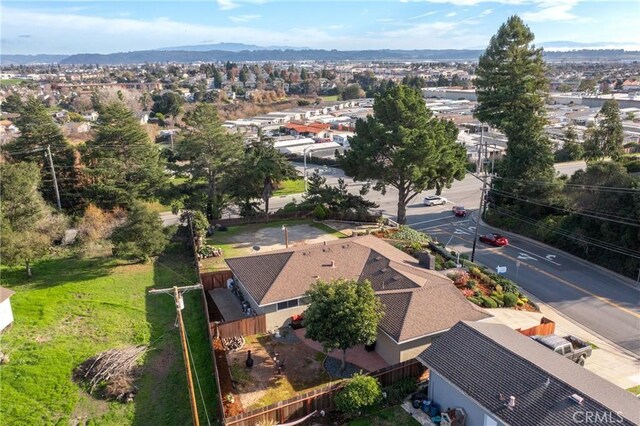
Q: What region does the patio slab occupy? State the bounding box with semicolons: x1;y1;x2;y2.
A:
210;288;246;322
293;328;388;372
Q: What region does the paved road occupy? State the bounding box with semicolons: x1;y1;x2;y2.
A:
273;160;640;356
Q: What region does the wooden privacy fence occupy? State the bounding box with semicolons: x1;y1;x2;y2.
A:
221;358;426;425
517;317;556;337
224;382;343;426
215;315;267;339
201;270;233;291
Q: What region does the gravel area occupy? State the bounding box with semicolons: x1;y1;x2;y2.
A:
324;356;364;379
273;327;301;344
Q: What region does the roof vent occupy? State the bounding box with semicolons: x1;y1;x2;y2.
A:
380;268;388;273
507;396;516;409
375;255;383;261
392;276;401;282
570;394;584;405
331;260;335;268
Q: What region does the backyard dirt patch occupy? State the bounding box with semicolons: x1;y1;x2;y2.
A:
227;331;332;410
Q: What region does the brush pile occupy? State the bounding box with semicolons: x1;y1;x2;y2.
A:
74;345;147;403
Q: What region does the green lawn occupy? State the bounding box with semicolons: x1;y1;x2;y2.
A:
348;405;420;425
0;234;216;425
0;78;25;86
143;201;172;214
321;95;339;102
273;179;305;196
627;385;640;395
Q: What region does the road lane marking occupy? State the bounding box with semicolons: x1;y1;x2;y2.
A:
421;229;639;319
517;252;537;261
409;216;460;227
509;243;562;266
492;251;640;319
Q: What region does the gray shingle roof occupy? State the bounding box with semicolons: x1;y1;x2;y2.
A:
226;235;490;342
417;321;640;426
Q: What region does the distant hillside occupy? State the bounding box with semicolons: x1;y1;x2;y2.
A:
3;48;638;66
1;54;69;65
155;42;307;52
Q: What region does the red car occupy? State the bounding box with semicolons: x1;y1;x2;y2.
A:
479;233;509;247
452;205;467;217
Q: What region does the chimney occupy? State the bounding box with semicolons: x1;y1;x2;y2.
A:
418;252;436;270
507;396;516;409
331;260;335;268
324;241;327;245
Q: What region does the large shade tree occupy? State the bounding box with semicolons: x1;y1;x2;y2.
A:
338;84;467;224
230;131;297;218
178;104;244;219
82;101;167;209
474;16;554;185
1;162;65;277
304;279;384;372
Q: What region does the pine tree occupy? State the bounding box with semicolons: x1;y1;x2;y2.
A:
583;100;624;162
82;101;167;208
475;16;554;184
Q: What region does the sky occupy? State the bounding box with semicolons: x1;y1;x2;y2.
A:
2;0;639;55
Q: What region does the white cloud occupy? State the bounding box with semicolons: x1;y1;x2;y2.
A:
217;0;239;10
521;1;579;22
479;8;493;17
410;11;437;19
229;14;261;23
445;12;457;17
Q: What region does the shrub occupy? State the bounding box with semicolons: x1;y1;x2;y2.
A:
393;226;430;244
481;296;498;308
443;260;457;269
313;204;328;220
516;300;524;307
466;279;477;289
495;284;503;294
467;296;483;306
335;374;382;414
490;291;504;300
503;292;518;307
490;296;504;307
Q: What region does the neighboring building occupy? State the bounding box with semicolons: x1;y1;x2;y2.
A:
0;287;16;332
283;122;331;138
225;235;491;365
417;321;640;426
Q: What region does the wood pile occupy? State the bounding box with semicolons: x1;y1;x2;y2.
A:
74;345;147;403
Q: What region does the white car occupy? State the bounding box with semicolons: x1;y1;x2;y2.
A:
424;195;448;206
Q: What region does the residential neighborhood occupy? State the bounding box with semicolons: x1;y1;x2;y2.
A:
1;3;639;426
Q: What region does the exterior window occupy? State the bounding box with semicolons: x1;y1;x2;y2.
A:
277;299;299;311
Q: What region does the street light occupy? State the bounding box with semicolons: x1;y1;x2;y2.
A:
282;225;289;248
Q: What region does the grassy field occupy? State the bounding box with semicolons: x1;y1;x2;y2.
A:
627;385;640;395
273;179;305;196
321;95;339;102
348;405;421;425
0;78;25;86
0;233;216;425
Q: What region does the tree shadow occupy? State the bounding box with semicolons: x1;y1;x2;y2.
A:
132;226;218;426
0;256;112;290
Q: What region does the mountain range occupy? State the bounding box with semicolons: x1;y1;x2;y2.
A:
2;42;638;65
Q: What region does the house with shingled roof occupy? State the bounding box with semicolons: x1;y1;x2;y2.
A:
225;235;491;365
417;321;640;426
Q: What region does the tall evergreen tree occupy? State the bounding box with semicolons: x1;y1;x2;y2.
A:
178;104;244;219
82;101;167;208
339;84;467;224
475;16;554;184
583;100;624;162
5;97;81;209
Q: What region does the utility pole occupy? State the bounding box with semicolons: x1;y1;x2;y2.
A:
46;145;62;211
471;124;488;263
5;145;62;211
148;284;203;426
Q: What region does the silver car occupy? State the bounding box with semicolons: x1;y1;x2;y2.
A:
424;195;448;206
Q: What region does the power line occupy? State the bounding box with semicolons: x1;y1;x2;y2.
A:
492;176;640;194
490;188;640;227
489;204;640;259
